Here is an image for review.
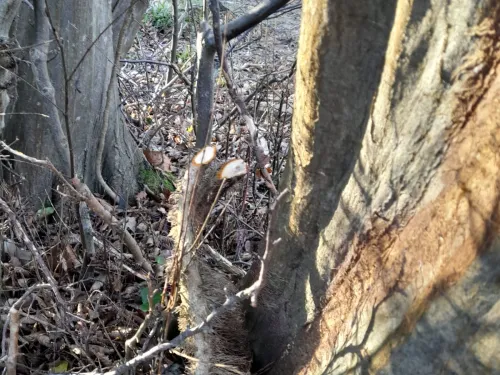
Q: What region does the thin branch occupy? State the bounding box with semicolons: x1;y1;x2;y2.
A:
44;0;75;177
168;0;179;82
67;0;142;83
207;0;291;45
205;244;246;277
250;188;288;307
125;277;154;359
0;39;54;53
78;202;96;281
0;141;77;194
266;2;301;20
210;0;277;194
95;5;133;203
213;68;295;131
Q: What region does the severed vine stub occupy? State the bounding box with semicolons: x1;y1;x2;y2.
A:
217;159;249;179
164;144;252;374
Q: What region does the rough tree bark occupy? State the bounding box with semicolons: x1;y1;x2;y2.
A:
244;0;500;374
1;0;148;207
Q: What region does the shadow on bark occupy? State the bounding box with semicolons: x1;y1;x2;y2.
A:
321;173;500;374
244;2;398;372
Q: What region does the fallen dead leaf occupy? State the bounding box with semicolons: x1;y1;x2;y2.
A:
143;149;172;171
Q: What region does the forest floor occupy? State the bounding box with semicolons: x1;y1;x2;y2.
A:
0;1;301;374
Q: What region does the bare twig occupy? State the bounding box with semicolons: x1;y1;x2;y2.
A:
3;284;51;375
205;244;246;277
96;5;133;204
0;141;79;195
125;277;154;359
168;0;179;82
78;202;96;280
210;0;277;194
250;188;288;307
0;198;64;305
213;70;295;131
120;59;191;86
0;141;153;274
44;0;75;177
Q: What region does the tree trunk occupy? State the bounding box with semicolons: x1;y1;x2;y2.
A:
246;0;500;374
2;0;148;207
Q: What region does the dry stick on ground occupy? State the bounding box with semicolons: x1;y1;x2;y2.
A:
205;244;246;277
3;283;51;375
125;278;154;359
210;0;277;194
78;201;96;280
170;349;246;375
0;142;153;273
120;59;192;88
95;6;133;204
70;189;288;375
71;177;153;274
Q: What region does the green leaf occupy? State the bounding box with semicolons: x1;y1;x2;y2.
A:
36;206;55;219
155;256;166;265
51;360;69;373
152;291;162;306
139;289;162;312
140;287;149;305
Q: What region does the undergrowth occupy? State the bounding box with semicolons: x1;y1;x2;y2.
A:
144;0;173;30
139;167;176;194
